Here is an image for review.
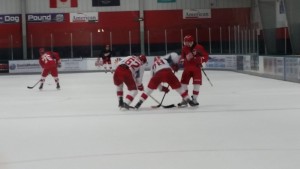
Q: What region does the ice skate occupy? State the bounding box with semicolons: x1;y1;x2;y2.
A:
187;98;198;107
39;83;44;90
177;99;188;108
118;97;124;108
134;100;143;109
191;96;199;106
56;83;60;90
123;103;134;110
178;99;198;107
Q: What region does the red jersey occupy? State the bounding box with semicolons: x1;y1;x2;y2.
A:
39;52;60;69
181;44;208;68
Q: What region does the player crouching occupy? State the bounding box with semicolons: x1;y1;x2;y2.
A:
113;54;147;110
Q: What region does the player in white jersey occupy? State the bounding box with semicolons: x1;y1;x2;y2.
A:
134;52;197;109
113;55;147;109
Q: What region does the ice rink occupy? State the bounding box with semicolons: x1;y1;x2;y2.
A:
1;70;300;169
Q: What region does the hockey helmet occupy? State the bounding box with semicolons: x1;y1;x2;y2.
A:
183;35;194;47
139;54;147;64
170;52;180;64
164;52;180;64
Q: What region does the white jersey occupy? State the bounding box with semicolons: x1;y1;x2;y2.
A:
151;56;171;75
117;56;145;86
151;52;179;74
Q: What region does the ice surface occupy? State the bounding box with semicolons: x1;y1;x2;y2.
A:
1;70;300;169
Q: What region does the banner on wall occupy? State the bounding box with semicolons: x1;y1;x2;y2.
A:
263;57;275;75
70;12;98;23
262;57;284;77
158;0;176;2
183;9;211;19
50;0;78;8
250;54;259;71
9;60;41;73
59;58;86;71
92;0;120;6
206;55;236;70
9;59;85;73
27;13;65;22
275;57;284;76
0;14;20;24
285;57;298;80
8;56;152;73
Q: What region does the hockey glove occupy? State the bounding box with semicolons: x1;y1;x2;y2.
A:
202;62;207;68
161;86;169;93
56;60;62;68
171;64;179;72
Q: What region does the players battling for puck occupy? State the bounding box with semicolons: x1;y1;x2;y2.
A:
113;54;147;110
134;52;198;109
38;48;61;90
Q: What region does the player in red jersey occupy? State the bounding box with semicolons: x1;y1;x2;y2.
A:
134;52;197;109
113;55;147;109
38;48;61;90
179;35;209;106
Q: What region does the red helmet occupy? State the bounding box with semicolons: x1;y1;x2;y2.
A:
139;55;147;64
184;35;194;42
183;35;194;47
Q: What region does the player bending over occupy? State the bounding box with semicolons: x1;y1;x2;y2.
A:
134;52;197;109
113;54;147;110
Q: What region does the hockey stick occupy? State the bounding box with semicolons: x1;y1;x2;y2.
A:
149;95;176;108
201;69;213;86
27;80;40;89
150;85;176;108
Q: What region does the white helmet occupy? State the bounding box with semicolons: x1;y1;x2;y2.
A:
163;52;180;64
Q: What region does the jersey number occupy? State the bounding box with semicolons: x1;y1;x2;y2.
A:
41;54;53;63
152;58;165;70
125;57;141;69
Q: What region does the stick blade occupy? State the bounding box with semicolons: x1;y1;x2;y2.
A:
162;104;176;108
151;104;161;108
151;104;176;109
27;86;34;89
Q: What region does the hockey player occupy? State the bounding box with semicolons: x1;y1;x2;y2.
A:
113;54;147;109
38;48;61;90
134;52;197;109
179;35;209;106
96;44;113;73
